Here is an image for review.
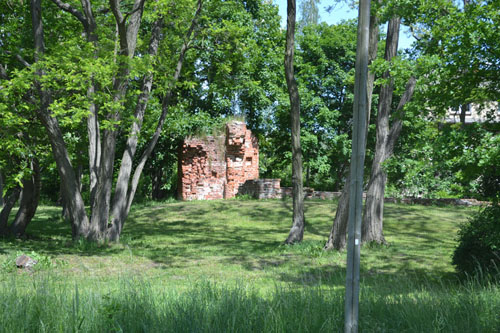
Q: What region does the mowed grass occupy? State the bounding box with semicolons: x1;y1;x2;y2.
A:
0;199;498;332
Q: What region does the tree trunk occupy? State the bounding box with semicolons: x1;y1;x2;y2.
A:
459;103;469;125
0;172;4;207
361;16;400;244
0;187;21;234
31;0;91;239
50;0;101;207
87;83;101;206
106;17;163;240
88;0;145;241
324;182;350;250
284;0;305;244
362;75;416;244
324;4;379;251
107;1;203;242
362;15;417;244
10;158;41;236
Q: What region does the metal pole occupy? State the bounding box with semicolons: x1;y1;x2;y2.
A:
345;0;371;332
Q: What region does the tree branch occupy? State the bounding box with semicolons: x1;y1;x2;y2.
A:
0;64;8;80
123;0;145;23
125;0;203;215
50;0;89;31
388;76;417;153
109;0;124;24
16;54;31;68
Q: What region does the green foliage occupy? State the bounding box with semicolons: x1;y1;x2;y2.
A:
387;118;500;199
452;204;500;277
263;21;358;190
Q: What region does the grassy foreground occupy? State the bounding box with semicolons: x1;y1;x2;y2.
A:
0;199;498;332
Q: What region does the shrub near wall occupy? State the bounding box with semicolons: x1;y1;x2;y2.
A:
452;204;500;277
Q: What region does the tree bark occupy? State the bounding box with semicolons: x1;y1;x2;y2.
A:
0;187;21;234
106;17;163;241
0;172;4;207
284;0;305;244
361;17;400;244
362;75;416;244
10;158;41;236
106;0;203;241
50;0;101;207
89;0;145;241
31;0;91;239
362;15;417;244
324;3;380;251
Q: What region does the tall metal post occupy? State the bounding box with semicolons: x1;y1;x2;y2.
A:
344;0;371;332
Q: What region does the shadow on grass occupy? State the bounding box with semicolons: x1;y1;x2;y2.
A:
0;200;469;290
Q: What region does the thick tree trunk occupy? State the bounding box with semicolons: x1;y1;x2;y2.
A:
88;0;145;241
361;17;400;244
10;158;41;236
324;182;350;250
362;76;416;244
31;0;91;239
107;1;202;242
50;0;101;207
362;16;417;244
284;0;305;244
324;5;380;251
0;187;21;234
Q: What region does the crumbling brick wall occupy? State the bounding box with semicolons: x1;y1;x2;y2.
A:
178;121;259;200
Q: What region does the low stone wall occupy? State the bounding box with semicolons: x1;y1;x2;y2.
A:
280;187;341;200
384;197;488;206
237;179;487;206
238;179;282;199
279;186;487;206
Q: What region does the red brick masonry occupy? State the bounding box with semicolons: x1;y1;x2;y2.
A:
178;121;259;200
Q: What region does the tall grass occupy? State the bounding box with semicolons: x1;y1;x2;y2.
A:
1;274;498;332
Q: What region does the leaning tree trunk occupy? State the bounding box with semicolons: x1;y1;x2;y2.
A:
361;16;400;244
10;158;41;236
362;75;417;243
88;0;146;241
324;4;380;251
0;187;21;234
362;16;417;244
284;0;305;244
0;172;4;207
30;0;91;239
106;0;203;242
50;0;102;208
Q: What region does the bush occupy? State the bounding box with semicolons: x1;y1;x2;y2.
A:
452;204;500;277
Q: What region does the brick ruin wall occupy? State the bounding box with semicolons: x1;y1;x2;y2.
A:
178;121;259;200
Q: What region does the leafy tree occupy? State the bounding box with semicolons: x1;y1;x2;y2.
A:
0;0;205;241
384;0;500;201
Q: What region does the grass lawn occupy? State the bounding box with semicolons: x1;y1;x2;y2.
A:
0;199;498;332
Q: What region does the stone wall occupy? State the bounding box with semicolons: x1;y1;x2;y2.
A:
178;121;259;200
238;179;282;199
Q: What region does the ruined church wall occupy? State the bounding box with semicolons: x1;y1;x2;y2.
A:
177;136;227;200
178;121;259;200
